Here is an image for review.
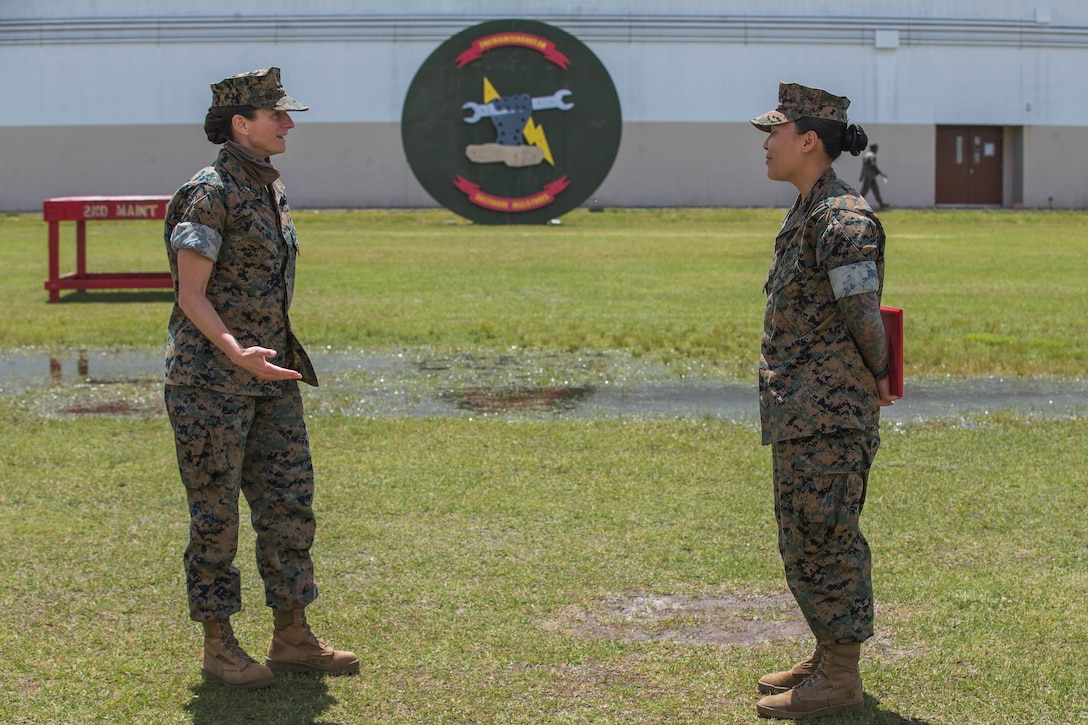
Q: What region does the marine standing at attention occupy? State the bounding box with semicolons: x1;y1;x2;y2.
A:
163;67;358;689
749;82;898;720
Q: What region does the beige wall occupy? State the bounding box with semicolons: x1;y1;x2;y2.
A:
596;123;935;210
2;121;1067;214
1022;126;1088;209
0;123;429;212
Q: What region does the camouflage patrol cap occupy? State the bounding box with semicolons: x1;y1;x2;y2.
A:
751;82;849;131
210;67;308;111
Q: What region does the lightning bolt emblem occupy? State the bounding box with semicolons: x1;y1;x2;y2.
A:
521;118;555;165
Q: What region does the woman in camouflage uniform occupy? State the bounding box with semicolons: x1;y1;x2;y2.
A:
164;68;357;689
749;83;898;720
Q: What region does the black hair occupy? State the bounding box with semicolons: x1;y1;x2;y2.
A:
203;105;258;144
794;117;868;160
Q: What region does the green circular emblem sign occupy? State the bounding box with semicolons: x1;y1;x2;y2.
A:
402;19;622;224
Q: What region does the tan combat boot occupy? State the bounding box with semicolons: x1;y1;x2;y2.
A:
266;608;360;675
758;645;823;694
756;642;863;720
202;619;275;689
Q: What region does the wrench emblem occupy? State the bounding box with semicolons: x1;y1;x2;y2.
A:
462;89;574;123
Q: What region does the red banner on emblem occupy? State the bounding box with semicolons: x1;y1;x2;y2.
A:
455;33;571;69
454;175;571;212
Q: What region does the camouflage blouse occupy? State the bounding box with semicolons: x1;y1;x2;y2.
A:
163;148;317;395
759;168;885;445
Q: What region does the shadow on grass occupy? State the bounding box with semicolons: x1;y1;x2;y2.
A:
54;290;174;304
812;695;933;724
185;672;340;725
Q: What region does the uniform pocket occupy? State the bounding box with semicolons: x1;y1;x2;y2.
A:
783;432;873;530
172;414;235;488
787;432;867;476
166;387;250;489
792;447;864;476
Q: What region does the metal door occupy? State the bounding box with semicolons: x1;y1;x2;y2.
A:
935;126;1003;205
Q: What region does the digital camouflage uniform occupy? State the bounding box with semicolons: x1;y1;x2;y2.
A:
760;166;886;645
164;97;320;621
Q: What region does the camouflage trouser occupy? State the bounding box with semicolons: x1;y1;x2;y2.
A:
165;383;318;622
771;428;878;644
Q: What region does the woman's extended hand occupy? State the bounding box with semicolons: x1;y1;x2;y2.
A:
229;346;304;381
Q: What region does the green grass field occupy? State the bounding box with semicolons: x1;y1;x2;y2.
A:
4;207;1087;376
1;208;1086;724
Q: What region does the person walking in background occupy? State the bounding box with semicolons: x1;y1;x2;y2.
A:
749;82;898;720
859;143;889;210
163;67;358;689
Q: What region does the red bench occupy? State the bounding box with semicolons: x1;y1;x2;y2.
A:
43;195;173;302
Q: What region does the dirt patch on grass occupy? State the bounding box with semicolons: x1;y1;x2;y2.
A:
546;591;810;646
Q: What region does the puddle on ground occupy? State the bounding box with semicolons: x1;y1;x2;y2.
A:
2;349;1087;421
443;385;596;414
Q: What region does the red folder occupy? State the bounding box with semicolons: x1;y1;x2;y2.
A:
880;306;904;398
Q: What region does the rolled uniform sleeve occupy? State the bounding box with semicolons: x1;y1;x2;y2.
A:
815;210;884;290
821;210;888;381
168;186;228;261
170;221;223;262
829;261;880;299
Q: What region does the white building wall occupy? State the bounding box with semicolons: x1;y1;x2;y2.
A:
1;0;1086;210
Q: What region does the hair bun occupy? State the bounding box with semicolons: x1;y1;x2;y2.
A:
843;124;869;156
